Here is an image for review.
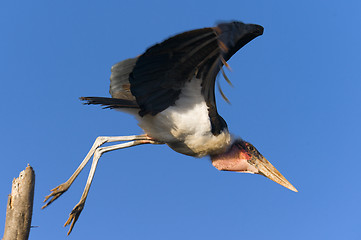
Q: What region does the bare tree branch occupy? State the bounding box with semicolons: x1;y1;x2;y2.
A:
3;165;35;240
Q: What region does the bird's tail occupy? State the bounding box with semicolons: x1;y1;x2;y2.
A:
80;97;139;109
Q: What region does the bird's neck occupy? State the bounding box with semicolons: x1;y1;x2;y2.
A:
210;143;237;162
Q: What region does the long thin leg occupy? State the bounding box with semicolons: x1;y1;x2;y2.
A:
64;139;158;235
42;135;151;209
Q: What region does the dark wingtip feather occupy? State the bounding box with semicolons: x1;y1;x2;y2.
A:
216;21;264;61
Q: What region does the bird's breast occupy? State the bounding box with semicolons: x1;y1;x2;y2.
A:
136;78;231;157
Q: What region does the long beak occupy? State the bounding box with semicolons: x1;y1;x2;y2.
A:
252;157;298;192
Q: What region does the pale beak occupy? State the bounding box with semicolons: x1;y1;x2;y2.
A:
251;156;298;192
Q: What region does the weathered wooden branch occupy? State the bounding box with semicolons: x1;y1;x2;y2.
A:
2;165;35;240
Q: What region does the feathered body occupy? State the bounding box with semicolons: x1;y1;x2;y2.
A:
108;57;231;156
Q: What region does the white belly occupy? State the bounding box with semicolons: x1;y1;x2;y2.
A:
136;78;231;157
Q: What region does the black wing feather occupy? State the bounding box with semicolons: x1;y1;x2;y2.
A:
130;27;219;116
83;22;263;134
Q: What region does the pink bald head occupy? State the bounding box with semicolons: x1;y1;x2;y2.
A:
210;139;298;192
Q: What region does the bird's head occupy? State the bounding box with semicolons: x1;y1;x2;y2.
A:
211;139;297;192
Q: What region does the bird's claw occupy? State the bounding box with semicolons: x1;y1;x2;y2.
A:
42;183;70;209
64;202;85;235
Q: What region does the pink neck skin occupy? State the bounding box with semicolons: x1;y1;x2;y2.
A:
211;145;258;173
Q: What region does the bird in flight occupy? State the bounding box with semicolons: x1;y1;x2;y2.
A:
43;21;297;235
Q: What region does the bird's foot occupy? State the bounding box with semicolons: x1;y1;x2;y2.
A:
42;182;70;209
64;201;85;235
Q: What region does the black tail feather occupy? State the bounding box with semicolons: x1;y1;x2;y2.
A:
80;97;139;109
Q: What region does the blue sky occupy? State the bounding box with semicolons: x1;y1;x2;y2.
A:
1;1;361;239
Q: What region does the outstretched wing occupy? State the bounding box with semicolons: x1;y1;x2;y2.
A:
130;21;264;119
81;21;263;134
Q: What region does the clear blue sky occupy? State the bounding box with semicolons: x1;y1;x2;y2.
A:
1;1;361;239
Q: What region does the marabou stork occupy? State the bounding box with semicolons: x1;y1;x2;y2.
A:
43;21;297;235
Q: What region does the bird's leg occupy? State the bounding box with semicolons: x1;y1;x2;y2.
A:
64;139;159;235
42;134;151;209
